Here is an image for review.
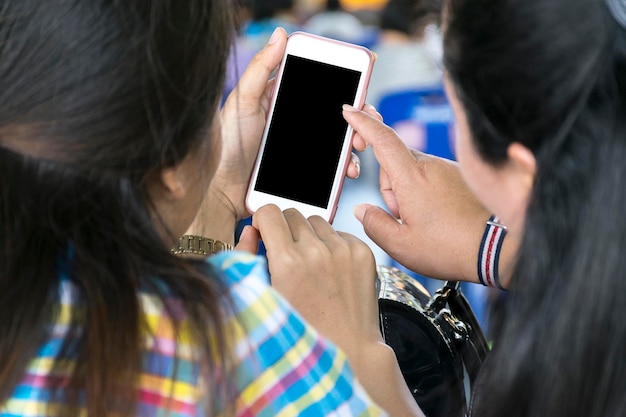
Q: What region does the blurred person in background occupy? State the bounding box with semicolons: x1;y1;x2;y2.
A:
228;0;304;101
365;0;443;108
355;0;444;175
303;0;377;46
224;0;257;101
241;0;303;52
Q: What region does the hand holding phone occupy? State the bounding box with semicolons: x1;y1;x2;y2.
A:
245;31;375;223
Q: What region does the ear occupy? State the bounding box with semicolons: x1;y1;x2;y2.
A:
159;167;187;201
507;142;536;191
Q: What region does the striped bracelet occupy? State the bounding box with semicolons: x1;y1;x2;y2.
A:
477;215;507;289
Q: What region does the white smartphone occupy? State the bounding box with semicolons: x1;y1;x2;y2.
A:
245;31;375;223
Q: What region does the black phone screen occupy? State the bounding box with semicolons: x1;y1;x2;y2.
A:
254;54;361;208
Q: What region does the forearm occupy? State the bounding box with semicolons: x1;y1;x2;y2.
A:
349;342;426;417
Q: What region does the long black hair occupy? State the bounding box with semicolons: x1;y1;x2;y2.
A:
444;0;626;415
0;0;235;415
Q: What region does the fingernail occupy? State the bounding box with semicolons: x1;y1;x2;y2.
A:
342;104;359;112
239;225;249;240
351;155;361;178
353;204;368;221
268;28;281;45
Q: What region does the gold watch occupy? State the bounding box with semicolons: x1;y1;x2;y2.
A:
171;235;233;256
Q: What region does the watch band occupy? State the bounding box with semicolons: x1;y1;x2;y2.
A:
171;235;233;256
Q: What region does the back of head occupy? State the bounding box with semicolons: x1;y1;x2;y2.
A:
443;0;626;415
252;0;295;20
327;0;343;12
378;0;439;36
0;0;234;414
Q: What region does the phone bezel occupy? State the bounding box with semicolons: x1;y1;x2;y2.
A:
245;31;375;222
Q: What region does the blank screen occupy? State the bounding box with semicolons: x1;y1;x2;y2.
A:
254;54;361;208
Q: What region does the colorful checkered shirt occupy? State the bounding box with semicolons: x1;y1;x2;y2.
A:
1;251;386;417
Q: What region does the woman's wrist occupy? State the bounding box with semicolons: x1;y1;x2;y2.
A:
476;214;517;289
171;235;234;256
185;188;239;246
349;342;425;417
477;215;507;289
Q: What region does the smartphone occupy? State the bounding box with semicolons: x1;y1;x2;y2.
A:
245;31;375;223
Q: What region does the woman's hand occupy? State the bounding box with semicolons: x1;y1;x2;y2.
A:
184;28;288;244
243;204;424;417
251;204;380;350
212;29;286;222
188;27;362;244
343;105;491;283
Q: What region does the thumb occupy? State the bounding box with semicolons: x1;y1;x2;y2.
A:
226;27;288;109
353;203;402;245
234;225;260;255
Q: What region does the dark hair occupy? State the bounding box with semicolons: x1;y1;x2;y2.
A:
378;0;439;35
251;0;295;21
326;0;343;12
0;0;235;416
444;0;626;415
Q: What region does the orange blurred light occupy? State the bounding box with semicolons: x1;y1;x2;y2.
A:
340;0;387;11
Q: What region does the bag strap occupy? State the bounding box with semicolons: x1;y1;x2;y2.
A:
429;281;490;383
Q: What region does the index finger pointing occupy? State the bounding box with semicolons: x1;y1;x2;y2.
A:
342;104;421;179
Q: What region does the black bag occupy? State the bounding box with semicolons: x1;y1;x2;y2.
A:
377;265;490;417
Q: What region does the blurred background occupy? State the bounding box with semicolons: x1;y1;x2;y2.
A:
230;0;501;338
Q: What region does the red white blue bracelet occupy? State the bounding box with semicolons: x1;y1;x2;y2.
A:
477;215;507;289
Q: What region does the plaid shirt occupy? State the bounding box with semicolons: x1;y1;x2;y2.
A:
1;251;386;417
